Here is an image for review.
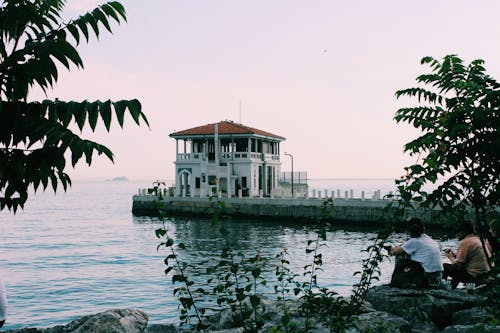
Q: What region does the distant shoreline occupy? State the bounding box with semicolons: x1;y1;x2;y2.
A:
72;177;397;183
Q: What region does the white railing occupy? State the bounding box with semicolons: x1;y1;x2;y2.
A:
136;187;391;200
264;153;280;161
177;152;280;161
306;188;389;200
234;152;248;159
177;151;280;161
177;153;203;160
251;153;262;160
177;153;190;160
219;152;252;160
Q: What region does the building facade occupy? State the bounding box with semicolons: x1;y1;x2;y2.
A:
169;120;285;197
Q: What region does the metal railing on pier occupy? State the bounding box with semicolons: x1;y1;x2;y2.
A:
279;171;308;184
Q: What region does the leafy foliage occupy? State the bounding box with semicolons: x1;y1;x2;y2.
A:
394;55;499;224
0;0;149;212
395;54;500;320
351;231;390;311
156;226;209;331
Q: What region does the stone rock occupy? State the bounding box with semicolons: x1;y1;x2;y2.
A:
365;285;483;330
349;311;411;333
6;309;148;333
146;324;184;333
451;307;494;326
441;323;500;333
49;309;148;333
205;297;302;331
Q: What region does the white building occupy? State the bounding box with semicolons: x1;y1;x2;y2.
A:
170;120;285;197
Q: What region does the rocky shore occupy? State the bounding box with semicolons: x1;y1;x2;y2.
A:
4;286;499;333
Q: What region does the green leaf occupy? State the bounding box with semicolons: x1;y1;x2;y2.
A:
250;295;260;308
251;268;261;279
99;100;112;131
50;45;71;69
108;1;127;21
67;24;80;44
73;101;87;131
96;143;114;162
76;19;90;41
126;99;144;126
164;254;176;266
101;3;121;23
87;101;99;131
113;101;127;127
70;141;84;167
83;141;94;165
155;228;166;238
172;274;187;284
94;8;112;33
60;41;83;68
86;13;100;38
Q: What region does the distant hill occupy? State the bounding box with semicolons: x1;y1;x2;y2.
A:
106;176;129;182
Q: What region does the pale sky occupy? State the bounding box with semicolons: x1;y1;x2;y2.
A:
30;0;500;182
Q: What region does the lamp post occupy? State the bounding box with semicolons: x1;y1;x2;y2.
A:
284;152;294;198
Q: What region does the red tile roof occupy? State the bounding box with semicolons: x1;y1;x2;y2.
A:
170;121;285;140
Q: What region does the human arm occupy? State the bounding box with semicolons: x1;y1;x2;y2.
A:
486;239;493;256
445;248;456;264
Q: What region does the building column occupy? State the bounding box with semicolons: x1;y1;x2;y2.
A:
204;138;208;160
175;171;180;196
227;162;231;198
272;166;275;191
231;138;234;160
262;163;267;196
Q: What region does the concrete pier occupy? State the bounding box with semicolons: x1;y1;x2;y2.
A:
132;195;443;226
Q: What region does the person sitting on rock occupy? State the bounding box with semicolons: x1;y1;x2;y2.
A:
0;275;6;329
443;220;491;289
487;217;500;256
390;218;443;288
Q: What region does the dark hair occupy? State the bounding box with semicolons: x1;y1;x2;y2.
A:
408;218;424;238
457;220;475;235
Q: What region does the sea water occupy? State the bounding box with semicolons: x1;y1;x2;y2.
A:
0;180;457;329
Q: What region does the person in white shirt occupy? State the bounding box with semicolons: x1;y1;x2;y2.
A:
390;218;443;288
0;276;7;328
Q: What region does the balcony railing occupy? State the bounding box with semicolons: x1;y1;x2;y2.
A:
264;153;280;161
177;153;202;160
176;152;279;161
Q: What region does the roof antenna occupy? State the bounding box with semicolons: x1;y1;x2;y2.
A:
239;99;242;124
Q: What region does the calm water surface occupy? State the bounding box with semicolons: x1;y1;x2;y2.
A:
0;180;456;329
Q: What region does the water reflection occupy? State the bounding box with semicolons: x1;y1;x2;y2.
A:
134;216;397;297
